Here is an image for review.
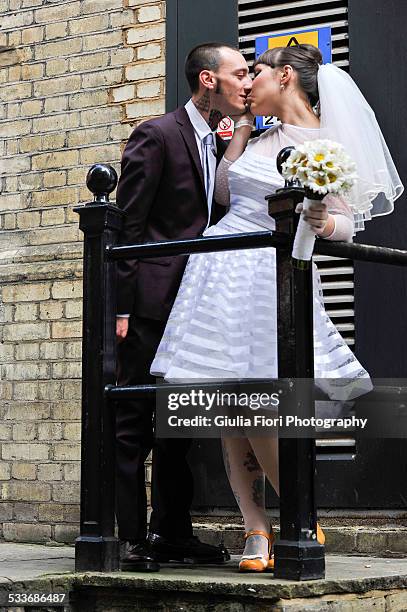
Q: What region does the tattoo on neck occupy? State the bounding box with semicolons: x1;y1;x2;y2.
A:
194;91;210;113
194;92;223;129
208;109;223;130
208;108;223;131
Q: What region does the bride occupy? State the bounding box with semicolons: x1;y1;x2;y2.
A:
150;44;403;571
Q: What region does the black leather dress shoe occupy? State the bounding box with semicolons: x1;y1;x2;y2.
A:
120;540;160;572
148;532;230;564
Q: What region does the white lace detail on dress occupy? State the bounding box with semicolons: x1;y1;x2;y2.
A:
214;156;233;206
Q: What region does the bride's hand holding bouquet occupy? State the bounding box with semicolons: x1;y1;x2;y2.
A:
282;139;357;262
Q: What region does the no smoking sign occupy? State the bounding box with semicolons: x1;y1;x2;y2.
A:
217;116;234;140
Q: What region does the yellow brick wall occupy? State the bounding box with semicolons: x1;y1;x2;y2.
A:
0;0;165;543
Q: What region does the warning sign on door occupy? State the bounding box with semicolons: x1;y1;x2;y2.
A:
255;27;332;131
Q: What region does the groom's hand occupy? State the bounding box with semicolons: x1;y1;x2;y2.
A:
116;317;129;341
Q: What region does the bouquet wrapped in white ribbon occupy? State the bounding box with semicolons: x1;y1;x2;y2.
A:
281;139;357;262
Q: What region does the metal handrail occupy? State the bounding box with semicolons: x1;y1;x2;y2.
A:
107;231;407;266
107;231;289;259
74;163;407;580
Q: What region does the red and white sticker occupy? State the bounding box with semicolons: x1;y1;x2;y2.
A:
217;116;234;140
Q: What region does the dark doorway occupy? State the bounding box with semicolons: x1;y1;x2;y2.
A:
165;0;407;512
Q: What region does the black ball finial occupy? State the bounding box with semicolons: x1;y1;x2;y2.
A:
276;146;295;176
86;164;118;203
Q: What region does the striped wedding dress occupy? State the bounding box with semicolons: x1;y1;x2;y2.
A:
150;124;372;401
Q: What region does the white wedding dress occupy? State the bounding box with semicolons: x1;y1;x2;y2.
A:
150;124;372;400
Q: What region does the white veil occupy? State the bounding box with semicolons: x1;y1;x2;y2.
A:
318;63;404;231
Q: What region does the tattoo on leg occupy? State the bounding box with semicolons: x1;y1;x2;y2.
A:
208;109;223;131
243;450;261;473
194;91;210;113
222;443;231;479
251;476;264;507
232;489;241;505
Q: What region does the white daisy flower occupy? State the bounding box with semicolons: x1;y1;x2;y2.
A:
281;139;357;198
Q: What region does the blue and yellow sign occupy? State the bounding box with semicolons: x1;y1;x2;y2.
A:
255;27;332;130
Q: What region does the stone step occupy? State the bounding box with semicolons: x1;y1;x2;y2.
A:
2;543;407;611
193;522;407;557
40;556;407;611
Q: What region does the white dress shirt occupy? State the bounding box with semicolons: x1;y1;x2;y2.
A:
184;98;217;224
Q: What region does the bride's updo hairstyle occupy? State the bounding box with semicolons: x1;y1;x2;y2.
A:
254;44;323;106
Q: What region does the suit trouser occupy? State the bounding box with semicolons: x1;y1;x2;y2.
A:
116;315;193;541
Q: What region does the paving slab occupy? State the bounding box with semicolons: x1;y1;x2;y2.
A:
0;543;406;590
1;543;407;610
0;543;74;581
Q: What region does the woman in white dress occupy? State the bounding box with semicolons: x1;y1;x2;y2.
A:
151;44;403;571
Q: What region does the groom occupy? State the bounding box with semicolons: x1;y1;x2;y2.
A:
116;42;252;571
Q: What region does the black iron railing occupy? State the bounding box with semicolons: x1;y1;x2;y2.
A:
74;161;407;580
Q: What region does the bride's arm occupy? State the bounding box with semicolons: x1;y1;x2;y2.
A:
324;194;354;241
214;113;255;206
223;113;254;162
214;157;233;206
300;194;354;241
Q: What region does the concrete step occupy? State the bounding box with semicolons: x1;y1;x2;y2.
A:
193;521;407;557
71;558;407;611
2;543;407;611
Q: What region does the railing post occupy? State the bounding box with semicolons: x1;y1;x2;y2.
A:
74;164;123;572
267;171;325;580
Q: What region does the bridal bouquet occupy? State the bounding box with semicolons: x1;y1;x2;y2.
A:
281;139;357;261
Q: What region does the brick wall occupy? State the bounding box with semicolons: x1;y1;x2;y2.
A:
0;0;165;543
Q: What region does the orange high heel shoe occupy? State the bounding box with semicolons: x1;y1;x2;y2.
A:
317;522;325;545
267;523;325;571
239;529;275;573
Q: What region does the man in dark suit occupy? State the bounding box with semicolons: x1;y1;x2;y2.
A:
115;42;252;571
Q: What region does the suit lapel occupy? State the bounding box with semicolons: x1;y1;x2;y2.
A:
175;107;206;197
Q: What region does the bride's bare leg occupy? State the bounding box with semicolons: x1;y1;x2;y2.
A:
247;434;280;497
221;437;269;559
248;434;325;546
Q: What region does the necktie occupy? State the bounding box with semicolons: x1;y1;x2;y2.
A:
202;133;215;202
201;133;216;227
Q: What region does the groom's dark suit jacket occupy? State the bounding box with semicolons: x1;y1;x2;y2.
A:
116;106;228;321
115;106;228;541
